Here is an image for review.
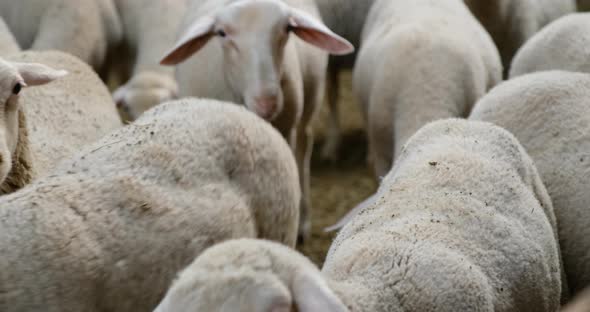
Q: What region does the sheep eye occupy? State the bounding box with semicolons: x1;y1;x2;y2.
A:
12;83;21;95
217;29;227;37
286;25;294;33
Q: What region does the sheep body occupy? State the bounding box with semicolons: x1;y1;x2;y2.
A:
0;51;121;194
354;0;501;177
0;0;122;70
155;119;562;312
464;0;576;74
470;70;590;294
0;17;19;56
510;13;590;77
167;0;353;240
0;99;300;312
323;119;562;311
113;0;187;120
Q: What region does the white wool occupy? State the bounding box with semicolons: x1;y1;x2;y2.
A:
154;119;562;312
0;17;20;56
0;99;300;312
354;0;501;177
0;0;122;70
470;70;590;295
510;13;590;77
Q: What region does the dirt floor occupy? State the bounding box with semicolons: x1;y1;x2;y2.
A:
299;71;378;266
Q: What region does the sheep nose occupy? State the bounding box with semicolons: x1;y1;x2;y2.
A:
254;95;279;120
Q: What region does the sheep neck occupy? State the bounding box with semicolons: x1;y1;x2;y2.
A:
0;109;34;194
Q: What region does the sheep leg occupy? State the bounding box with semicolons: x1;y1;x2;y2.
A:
295;122;313;244
367;94;394;179
320;64;341;162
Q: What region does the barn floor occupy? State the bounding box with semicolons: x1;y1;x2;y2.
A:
300;72;377;266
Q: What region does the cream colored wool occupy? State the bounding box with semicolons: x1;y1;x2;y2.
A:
155;119;562;312
0;99;300;312
354;0;502;178
0;0;122;70
510;13;590;77
470;70;590;295
0;17;19;56
0;51;121;194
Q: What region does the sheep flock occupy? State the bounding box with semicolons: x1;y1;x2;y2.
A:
0;0;589;311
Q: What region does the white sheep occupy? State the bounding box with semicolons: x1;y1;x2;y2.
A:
112;0;188;121
510;13;590;77
0;98;301;311
354;0;502;178
0;51;122;194
464;0;576;75
470;70;590;295
314;0;377;161
155;119;564;312
0;17;19;56
0;0;122;71
161;0;354;241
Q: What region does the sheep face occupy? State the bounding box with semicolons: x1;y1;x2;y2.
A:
161;0;353;121
113;72;178;121
0;58;66;184
154;240;348;312
0;60;22;182
155;268;293;312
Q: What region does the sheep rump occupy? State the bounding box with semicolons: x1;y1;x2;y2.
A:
0;99;300;312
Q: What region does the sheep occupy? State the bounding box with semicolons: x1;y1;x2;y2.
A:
314;0;377;161
112;0;188;121
354;0;502;178
0;17;19;56
161;0;354;241
510;13;590;77
562;287;590;312
0;51;122;194
0;98;301;312
470;70;590;295
0;0;122;71
154;239;347;312
155;119;564;312
463;0;576;75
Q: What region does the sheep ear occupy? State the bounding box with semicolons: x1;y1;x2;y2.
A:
324;193;377;232
14;63;67;86
161;16;216;65
291;270;348;312
288;8;354;56
113;85;128;107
